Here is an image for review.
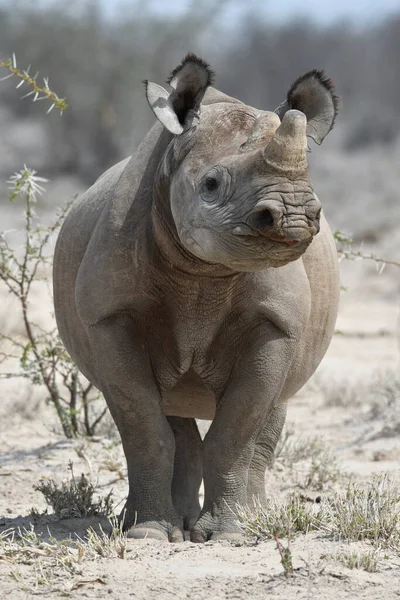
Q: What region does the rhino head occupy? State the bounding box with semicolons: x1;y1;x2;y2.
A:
145;54;338;272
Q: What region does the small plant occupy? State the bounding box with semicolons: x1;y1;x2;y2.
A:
303;444;341;491
274;533;294;576
9;568;23;582
334;548;380;572
34;463;114;519
322;475;400;550
0;167;108;437
237;493;324;541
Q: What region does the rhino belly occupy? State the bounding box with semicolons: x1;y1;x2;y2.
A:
162;370;216;420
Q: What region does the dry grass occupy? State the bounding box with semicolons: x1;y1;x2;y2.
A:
79;517;128;560
318;377;366;408
317;368;400;424
100;445;125;480
367;369;400;432
237;474;400;551
237;493;324;540
274;429;342;491
0;517;127;592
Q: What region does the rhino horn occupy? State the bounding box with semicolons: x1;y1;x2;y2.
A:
240;111;280;152
263;110;308;172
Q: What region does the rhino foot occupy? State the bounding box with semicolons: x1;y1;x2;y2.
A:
120;501;184;543
191;529;245;543
190;512;244;543
127;523;184;542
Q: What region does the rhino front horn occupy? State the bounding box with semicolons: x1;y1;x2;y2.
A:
264;109;308;173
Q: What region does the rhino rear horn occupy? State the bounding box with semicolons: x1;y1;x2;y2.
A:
275;70;339;145
145;53;214;135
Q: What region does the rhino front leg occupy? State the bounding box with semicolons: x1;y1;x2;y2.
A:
191;331;295;542
247;402;288;505
167;417;203;531
87;316;183;542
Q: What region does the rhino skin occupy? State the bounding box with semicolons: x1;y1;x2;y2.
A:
53;54;340;542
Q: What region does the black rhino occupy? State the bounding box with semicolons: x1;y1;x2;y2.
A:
53;54;340;542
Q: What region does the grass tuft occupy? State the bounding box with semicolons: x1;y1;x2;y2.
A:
334;548;380;572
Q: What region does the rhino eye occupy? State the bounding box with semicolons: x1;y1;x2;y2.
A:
200;167;230;203
205;177;219;192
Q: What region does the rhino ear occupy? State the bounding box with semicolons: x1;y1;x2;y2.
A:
145;53;214;135
275;70;339;145
144;81;184;135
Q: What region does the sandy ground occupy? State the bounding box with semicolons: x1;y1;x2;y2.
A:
0;242;399;598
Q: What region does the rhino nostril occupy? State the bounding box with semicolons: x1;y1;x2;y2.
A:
254;209;274;233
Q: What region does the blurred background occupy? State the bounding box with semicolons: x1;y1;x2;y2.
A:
0;0;399;298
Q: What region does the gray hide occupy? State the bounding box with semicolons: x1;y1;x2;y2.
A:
53;54;340;542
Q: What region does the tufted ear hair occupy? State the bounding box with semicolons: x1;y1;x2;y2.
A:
144;53;214;135
275;70;339;145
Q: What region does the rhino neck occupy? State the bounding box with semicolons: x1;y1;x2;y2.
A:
151;194;236;279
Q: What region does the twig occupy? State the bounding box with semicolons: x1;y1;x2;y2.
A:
337;248;400;268
0;55;68;113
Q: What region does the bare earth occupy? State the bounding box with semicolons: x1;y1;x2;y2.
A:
0;254;399;598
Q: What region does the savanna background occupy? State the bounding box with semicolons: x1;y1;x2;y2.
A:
0;1;399;598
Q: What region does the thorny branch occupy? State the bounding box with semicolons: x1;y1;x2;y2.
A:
0;54;68;114
333;230;400;273
0;169;107;438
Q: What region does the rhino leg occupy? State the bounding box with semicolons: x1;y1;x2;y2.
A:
167;417;203;531
247;403;288;505
191;330;295;542
87;316;183;542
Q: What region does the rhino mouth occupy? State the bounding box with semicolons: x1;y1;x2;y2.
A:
232;225;305;247
264;234;300;247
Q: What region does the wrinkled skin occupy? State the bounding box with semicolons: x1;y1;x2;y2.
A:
53;56;340;542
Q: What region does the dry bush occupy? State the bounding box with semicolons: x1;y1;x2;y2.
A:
274;428;342;491
34;463;114;519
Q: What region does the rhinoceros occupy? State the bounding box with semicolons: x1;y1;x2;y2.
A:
53;53;340;542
